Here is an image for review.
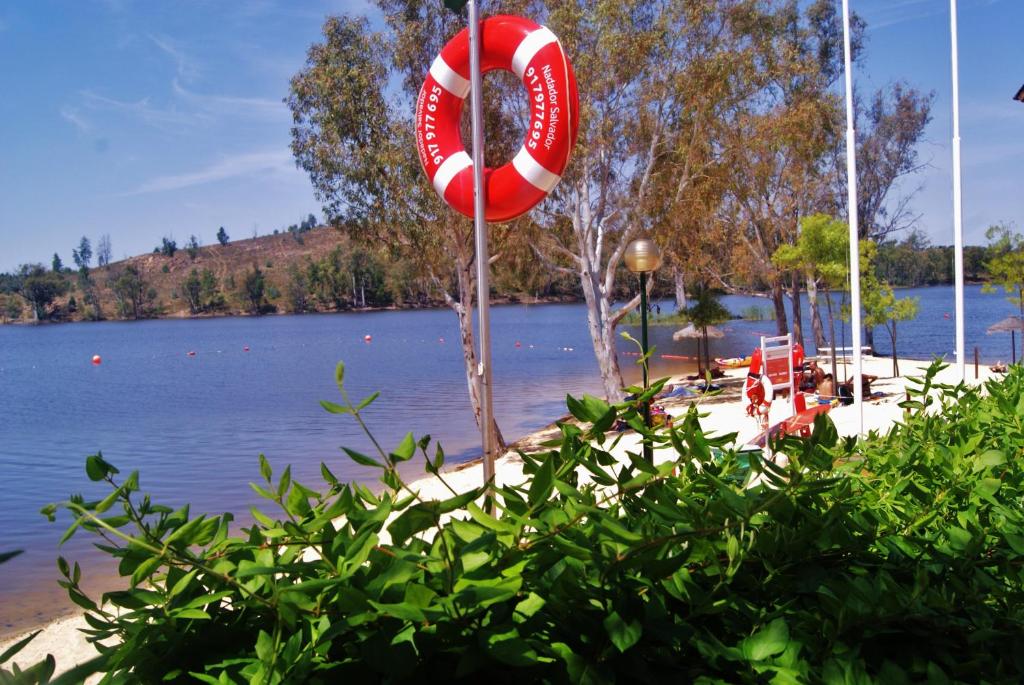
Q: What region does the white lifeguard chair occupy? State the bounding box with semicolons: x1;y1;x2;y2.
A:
760;334;796;417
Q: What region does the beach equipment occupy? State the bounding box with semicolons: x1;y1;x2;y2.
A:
91;355;102;365
745;335;804;416
714;355;752;369
986;315;1024;364
673;323;723;374
414;15;579;221
364;335;372;343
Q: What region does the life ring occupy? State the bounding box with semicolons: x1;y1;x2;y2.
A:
414;15;579;222
744;373;774;418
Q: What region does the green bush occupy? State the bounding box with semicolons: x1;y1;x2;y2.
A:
41;362;1024;683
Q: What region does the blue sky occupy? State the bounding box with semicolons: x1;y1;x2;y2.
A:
0;0;1020;272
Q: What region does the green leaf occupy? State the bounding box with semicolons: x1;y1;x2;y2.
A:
977;450;1006;469
0;630;40;664
390;432;416;463
603;611;642;652
320;462;339;486
527;457;555;506
170;608;211;620
334;360;345;390
368;600;426;623
514;592;546;620
258;454;272;483
85;453;118;481
357;391;380;410
0;549;23;565
255;630;274;663
947;526;972;550
741;618;789;661
343;447;384;469
320;399;351;415
169;569;199;598
388;502;439;545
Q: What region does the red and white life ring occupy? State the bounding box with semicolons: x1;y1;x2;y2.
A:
414;15;579;222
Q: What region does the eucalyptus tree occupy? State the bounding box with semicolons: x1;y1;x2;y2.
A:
722;0;850;349
97;234;113;267
829;83;933;242
288;7;530;446
528;0;768;400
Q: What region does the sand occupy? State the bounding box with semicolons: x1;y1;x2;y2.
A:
1;355;1001;678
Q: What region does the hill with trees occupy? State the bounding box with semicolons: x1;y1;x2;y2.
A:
0;221;583;324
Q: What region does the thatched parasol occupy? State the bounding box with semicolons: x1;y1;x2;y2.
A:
987;315;1024;364
673;324;724;373
673;324;724;341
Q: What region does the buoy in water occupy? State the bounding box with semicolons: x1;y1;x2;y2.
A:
439;337;445;343
515;341;522;348
243;346;250;352
364;335;372;343
91;355;102;365
187;351;196;357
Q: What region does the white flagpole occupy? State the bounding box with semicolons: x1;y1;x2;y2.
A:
842;0;864;433
950;0;966;380
467;0;497;490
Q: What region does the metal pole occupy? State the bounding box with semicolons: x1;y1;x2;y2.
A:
467;0;496;489
841;0;863;434
950;0;966;380
640;272;652;462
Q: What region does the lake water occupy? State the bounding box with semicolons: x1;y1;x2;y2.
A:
0;285;1017;634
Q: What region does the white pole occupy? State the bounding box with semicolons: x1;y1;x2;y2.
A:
467;0;497;491
842;0;864;433
950;0;966;380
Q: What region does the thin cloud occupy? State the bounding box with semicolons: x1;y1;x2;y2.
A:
130;150;296;194
171;79;288;122
80;89;209;130
863;0;1006;30
148;34;199;82
60;106;93;133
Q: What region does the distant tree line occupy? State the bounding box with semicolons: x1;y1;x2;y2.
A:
1;220;1017;326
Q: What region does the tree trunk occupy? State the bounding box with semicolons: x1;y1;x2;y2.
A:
451;253;506;452
889;321;899;377
864;323;875;353
771;278;788;337
789;271;804;349
824;288;838;381
806;274;827;350
695;334;703;377
579;264;626;402
673;266;687;313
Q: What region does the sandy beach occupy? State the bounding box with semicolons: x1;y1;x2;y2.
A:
2;354;1002;678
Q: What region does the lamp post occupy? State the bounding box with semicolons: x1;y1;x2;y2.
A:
624;238;662;462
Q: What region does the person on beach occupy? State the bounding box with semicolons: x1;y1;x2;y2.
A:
818;373;835;402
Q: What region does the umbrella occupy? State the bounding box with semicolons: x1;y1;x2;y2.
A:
986;316;1024;364
673;324;724;372
672;324;724;342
